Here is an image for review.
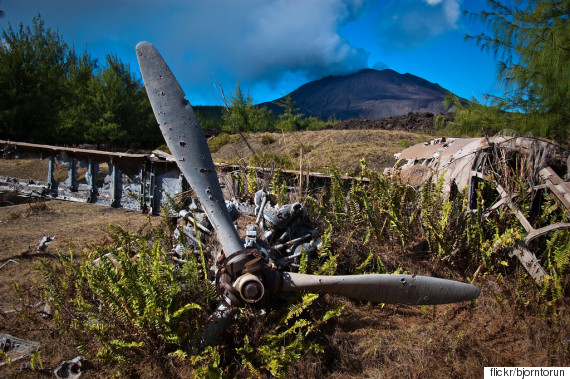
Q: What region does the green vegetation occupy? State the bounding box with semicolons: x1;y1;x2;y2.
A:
213;83;328;133
276;94;330;132
444;0;569;141
260;133;277;145
310;161;569;315
38;206;343;377
0;14;162;148
221;83;274;133
207;133;241;153
194;105;225;131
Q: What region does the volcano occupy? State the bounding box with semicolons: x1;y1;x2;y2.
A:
261;68;457;120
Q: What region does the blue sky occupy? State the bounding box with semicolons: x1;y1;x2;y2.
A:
1;0;502;106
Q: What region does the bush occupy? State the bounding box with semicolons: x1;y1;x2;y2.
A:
260;133;276;145
207;133;240;153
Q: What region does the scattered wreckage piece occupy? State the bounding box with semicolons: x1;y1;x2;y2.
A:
0;259;19;270
387;135;570;284
0;334;40;367
37;236;54;253
54;356;88;379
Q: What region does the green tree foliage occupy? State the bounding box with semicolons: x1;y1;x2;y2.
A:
277;94;303;132
462;0;570;140
0;15;68;143
276;94;329;132
221;83;274;133
194;105;225;131
56;50;99;144
0;14;162;147
81;54;160;148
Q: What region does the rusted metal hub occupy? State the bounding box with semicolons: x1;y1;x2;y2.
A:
233;273;265;303
215;249;277;307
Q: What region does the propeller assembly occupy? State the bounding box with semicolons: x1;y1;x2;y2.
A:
135;40;480;324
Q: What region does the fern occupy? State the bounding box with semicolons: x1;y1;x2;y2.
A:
270;168;288;205
355;249;374;274
326;164;347;220
247;166;258;195
237;293;343;378
40;222;210;371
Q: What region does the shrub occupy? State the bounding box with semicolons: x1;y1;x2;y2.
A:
207;133;240;153
40;224;213;374
260;133;276;145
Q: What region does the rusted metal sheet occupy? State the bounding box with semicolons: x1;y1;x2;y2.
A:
388;135;570;284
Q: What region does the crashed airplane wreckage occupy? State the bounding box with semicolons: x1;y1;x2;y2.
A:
0;139;349;215
385;135;570;284
0;140;186;214
0;139;368;215
135;40;480;342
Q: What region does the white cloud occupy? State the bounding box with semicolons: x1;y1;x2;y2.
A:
372;61;389;70
2;0;370;101
375;0;461;49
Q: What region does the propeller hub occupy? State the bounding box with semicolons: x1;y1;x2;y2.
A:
234;273;265;303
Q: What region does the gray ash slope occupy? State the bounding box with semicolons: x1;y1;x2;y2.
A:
262;68;457;121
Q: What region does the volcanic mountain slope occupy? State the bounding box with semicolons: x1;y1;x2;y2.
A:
262;68;457;120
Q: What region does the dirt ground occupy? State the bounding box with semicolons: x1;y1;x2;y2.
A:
0;197;157;376
0;197;156;310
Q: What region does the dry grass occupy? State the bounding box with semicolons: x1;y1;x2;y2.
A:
212;129;431;173
308;277;565;379
286;218;570;378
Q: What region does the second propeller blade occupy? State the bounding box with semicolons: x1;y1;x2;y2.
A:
280;272;480;305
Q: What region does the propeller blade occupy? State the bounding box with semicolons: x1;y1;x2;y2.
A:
136;41;244;256
280;272;480;305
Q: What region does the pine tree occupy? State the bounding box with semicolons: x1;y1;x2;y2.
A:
221;83;273;133
465;0;570;140
0;15;69;143
0;14;161;147
277;94;303;132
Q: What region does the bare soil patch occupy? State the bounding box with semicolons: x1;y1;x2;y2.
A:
0;199;155;309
